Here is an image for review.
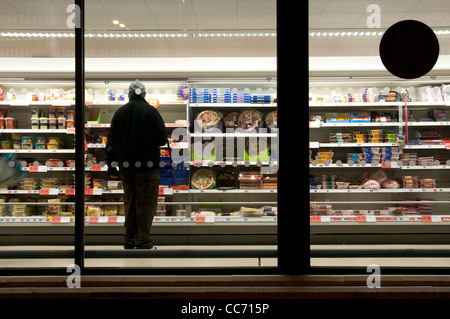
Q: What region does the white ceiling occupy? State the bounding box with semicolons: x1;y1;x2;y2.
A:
309;0;450;56
0;0;277;58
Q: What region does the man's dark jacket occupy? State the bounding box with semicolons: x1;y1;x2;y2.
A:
106;94;167;171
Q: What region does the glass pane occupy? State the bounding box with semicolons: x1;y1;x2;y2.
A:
309;0;450;269
84;0;277;269
0;0;75;269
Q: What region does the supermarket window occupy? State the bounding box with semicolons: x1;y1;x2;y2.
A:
309;0;450;270
0;0;76;272
81;0;278;271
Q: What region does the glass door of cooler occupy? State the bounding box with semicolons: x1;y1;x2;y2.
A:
0;0;76;270
83;0;277;270
309;0;450;269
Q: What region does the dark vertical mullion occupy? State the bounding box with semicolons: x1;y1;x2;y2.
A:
75;0;85;270
276;0;310;274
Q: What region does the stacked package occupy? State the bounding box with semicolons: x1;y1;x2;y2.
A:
381;147;399;162
315;149;333;164
262;176;277;189
211;88;231;103
250;94;271;104
232;93;251;103
362;88;374;102
239;172;263;189
417;156;435;166
362;147;379;163
419;178;436;188
189;88;210;103
400;153;418;166
419;86;443;103
329;132;352;143
403;176;419;188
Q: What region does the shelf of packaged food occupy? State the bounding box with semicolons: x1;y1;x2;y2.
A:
403;145;447;149
174;189;277;194
0;215;277;224
0;187;173;196
190;132;277;138
310;215;450;223
84;123;189;128
85;101;187;106
0;101;74;106
311;142;398;148
309;102;450;108
189;103;276;108
310;122;401;128
0;149;75;154
86;142;189;149
0;129;71;133
310;200;445;204
310;163;450;169
190;160;277;167
310;188;450;193
309;121;450;128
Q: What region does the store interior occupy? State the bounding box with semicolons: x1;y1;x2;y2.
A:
4;0;450;272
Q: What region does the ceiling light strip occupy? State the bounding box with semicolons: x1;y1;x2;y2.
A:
0;31;276;39
309;28;450;38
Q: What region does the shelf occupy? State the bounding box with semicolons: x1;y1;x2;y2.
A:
310;215;450;223
0;215;276;224
309;101;450;108
0;129;71;133
0;149;75;154
85;123;188;128
310;121;450;128
312;142;398;148
191;132;277;138
310;188;450;193
189;103;276;108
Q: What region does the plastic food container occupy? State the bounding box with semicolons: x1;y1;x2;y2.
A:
48;137;59;144
66;110;75;121
46;143;58;149
5;117;14;129
57;106;65;118
57;117;66;129
39;117;48;129
49;118;57;129
12;141;21;149
35;143;46;149
1;141;11;149
35;137;46;144
31;118;39;129
48;107;56;119
21;143;33;149
21;136;32;144
66;119;74;128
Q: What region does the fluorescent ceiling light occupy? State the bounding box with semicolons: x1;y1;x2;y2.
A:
309;28;450;38
0;30;276;39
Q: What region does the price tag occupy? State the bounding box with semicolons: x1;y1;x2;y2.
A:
98;216;108;223
65;188;75;195
310;216;322;222
29;166;39;172
444;140;450;150
309;121;320;128
195;216;214;223
356;215;376;223
422;215;441;222
421;216;432;222
309;142;320;149
51;216;61;224
39;188;50;195
117;216;125;223
91;164;101;171
107;216;118;223
66;128;75;134
89;216;99;223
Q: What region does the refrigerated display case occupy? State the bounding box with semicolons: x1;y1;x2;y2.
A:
0;79;278;246
309;79;450;244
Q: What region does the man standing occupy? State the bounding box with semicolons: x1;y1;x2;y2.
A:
106;80;167;249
